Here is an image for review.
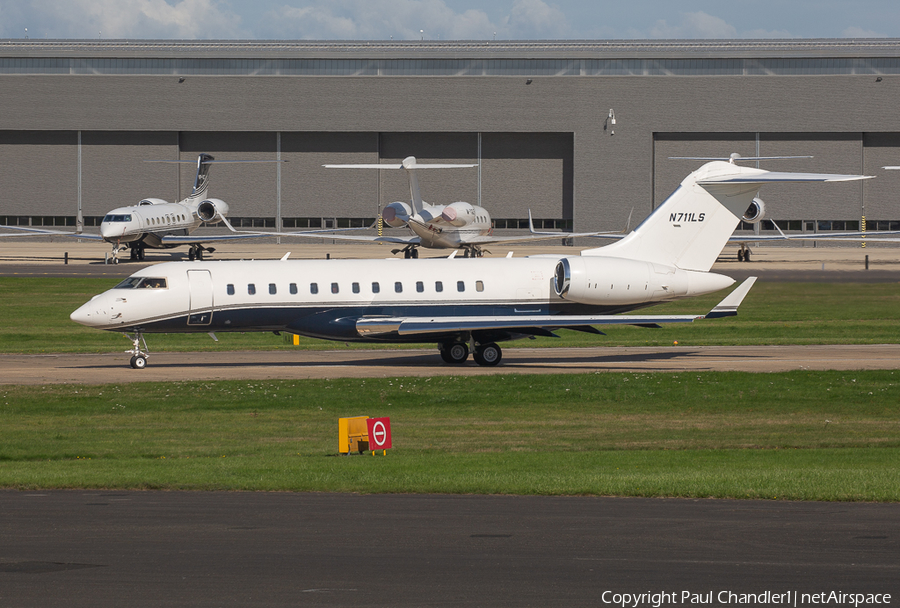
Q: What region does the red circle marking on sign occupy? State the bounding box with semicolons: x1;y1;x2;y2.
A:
372;421;387;447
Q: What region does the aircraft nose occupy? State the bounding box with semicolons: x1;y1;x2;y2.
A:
70;297;105;327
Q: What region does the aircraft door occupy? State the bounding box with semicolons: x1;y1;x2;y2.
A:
187;269;214;325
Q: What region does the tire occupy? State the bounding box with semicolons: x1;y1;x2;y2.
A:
130;355;147;369
440;342;468;364
473;343;502;367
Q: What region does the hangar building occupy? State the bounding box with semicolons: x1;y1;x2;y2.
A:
2;39;900;240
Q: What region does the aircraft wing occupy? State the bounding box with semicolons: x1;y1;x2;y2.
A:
729;230;900;243
227;229;420;245
0;225;105;241
160;233;278;245
357;277;756;336
461;232;622;245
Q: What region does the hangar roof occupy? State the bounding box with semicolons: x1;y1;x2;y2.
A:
3;39;900;59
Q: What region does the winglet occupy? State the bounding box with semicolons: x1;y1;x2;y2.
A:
705;277;757;319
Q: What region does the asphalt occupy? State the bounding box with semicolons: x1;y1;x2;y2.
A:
3;344;900;384
2;239;900;280
1;491;898;608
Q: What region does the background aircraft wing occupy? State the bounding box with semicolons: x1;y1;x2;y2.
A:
0;225;105;241
729;230;900;243
160;233;277;245
228;228;420;245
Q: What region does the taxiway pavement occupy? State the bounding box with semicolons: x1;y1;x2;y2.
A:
3;344;900;384
1;490;898;608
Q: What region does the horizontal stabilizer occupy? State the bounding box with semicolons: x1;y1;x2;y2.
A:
698;172;872;184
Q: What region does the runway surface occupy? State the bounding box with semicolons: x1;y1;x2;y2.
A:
3;344;900;384
1;491;898;608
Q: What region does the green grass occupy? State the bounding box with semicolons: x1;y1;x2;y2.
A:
2;371;899;500
2;277;900;354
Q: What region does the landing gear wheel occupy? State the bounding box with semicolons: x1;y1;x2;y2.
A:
130;355;147;369
744;250;751;262
440;342;469;364
473;343;502;367
737;250;744;262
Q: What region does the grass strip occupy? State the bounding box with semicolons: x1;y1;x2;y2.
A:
2;371;898;500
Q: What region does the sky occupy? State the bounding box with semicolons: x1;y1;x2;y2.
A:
2;0;899;41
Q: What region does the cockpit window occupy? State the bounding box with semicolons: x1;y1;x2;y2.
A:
114;277;167;289
103;214;133;222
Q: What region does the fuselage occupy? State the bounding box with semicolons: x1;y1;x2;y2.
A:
99;201;203;248
407;202;493;249
70;256;734;344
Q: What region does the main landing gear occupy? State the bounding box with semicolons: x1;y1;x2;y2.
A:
188;244;215;261
737;244;752;262
392;245;420;258
438;341;502;367
129;244;146;261
125;332;150;369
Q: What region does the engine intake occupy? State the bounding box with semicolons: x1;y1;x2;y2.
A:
742;197;766;224
197;199;229;224
382;201;413;228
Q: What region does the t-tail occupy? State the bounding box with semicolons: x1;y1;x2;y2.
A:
187;153;215;201
584;160;872;272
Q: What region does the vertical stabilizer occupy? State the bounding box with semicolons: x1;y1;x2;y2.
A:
401;156;424;214
583;161;870;272
189;153;215;200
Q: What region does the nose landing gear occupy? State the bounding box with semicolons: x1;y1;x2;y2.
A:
125;332;150;369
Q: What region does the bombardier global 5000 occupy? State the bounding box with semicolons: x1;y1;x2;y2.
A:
71;159;870;368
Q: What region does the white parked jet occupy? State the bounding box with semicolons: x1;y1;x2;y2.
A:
265;156;612;257
0;154;276;263
71;159;870;369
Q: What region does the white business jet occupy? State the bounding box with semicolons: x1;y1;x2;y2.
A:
0;154;276;263
266;156;611;257
71;159;870;369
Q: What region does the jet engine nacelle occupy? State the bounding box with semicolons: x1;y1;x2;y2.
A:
139;198;168;206
382;201;413;228
742;197;766;224
553;256;734;306
197;199;230;224
440;202;475;227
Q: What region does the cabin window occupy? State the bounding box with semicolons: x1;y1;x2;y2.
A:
331;282;339;294
372;282;380;294
435;281;443;292
227;284;235;296
352;282;360;294
476;280;484;292
457;281;465;292
416;281;424;293
289;283;298;295
394;281;403;293
248;284;256;295
310;283;318;295
269;283;277;295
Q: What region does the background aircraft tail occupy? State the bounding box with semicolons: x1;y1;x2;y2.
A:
584;160;871;272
